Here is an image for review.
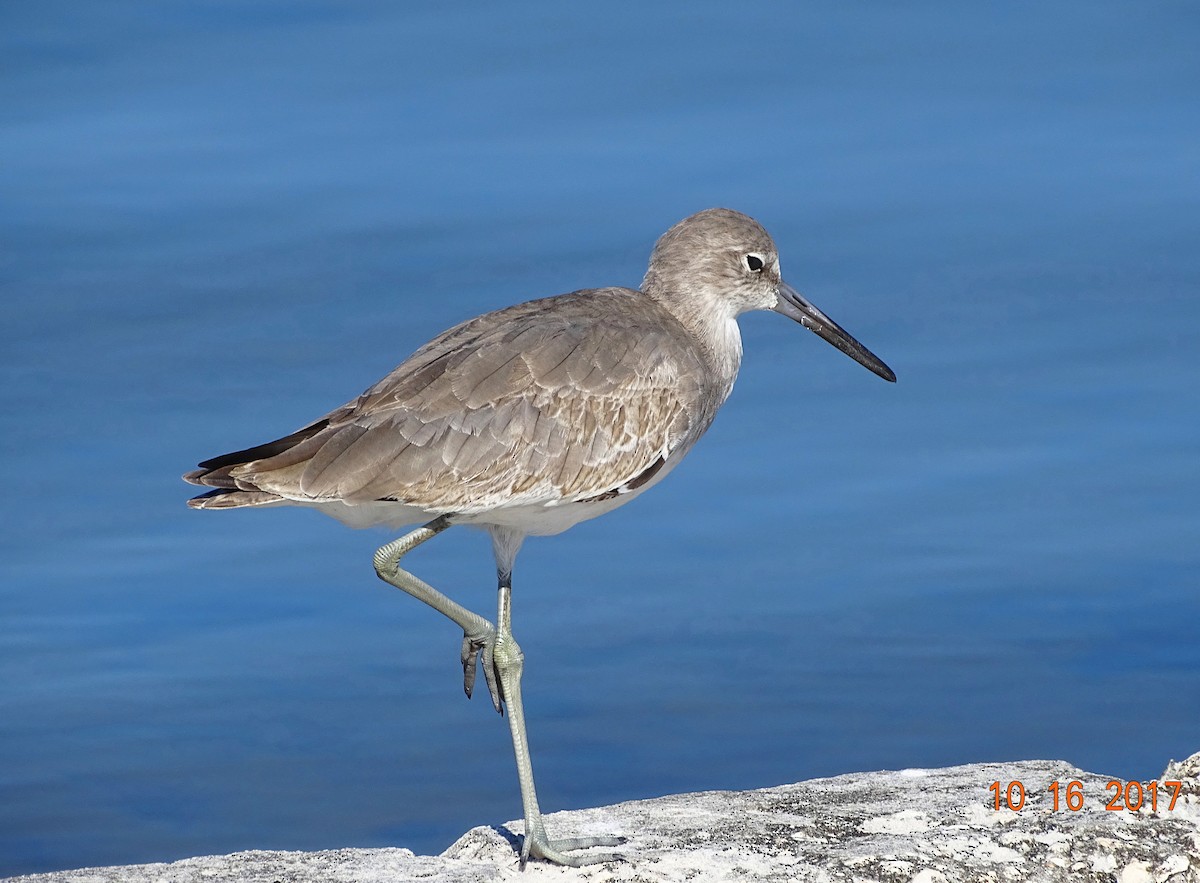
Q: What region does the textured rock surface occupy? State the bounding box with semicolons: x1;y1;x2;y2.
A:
6;753;1198;883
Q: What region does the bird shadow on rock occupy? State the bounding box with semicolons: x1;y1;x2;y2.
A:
491;825;522;852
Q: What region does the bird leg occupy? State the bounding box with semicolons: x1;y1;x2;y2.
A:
492;576;624;868
372;517;501;710
373;520;621;867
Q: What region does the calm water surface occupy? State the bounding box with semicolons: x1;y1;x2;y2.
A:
2;2;1198;875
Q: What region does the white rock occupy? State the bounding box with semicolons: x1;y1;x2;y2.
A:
4;754;1198;883
1119;860;1153;883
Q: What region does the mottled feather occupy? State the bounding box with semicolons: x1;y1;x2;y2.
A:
186;288;724;525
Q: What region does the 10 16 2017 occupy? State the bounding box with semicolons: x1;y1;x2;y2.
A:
987;779;1183;812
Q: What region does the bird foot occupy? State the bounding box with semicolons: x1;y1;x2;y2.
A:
520;823;625;868
460;624;503;712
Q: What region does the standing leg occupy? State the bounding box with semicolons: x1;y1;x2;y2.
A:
487;528;623;867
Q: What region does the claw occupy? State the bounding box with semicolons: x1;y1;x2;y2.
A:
460;627;503;713
460;634;480;698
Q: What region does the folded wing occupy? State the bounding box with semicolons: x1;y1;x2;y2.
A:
186;289;713;517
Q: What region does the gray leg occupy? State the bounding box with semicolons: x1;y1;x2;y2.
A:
492;576;623;868
373;520;622;867
373;517;502;710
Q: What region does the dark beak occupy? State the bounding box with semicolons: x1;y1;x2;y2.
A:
773;282;896;382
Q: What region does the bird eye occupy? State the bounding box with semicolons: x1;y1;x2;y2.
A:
745;254;764;272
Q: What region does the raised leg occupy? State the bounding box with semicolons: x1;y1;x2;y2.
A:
373;517;502;710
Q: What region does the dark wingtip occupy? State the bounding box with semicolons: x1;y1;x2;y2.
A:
183;418;332;488
182;468;210;485
193;418;329;473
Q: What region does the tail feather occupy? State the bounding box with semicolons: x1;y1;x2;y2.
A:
184;418;333;489
187;488;288;510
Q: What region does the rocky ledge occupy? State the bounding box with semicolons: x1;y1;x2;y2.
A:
6;753;1198;883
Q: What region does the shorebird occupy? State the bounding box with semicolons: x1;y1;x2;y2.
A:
184;208;895;867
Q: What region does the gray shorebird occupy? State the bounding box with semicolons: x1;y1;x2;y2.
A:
184;208;896;866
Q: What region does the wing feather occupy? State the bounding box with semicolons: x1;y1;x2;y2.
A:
198;288;720;515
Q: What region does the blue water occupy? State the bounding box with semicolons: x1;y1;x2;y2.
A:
3;1;1198;876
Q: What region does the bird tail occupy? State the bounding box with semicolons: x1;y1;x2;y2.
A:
187;488;289;510
184;417;334;509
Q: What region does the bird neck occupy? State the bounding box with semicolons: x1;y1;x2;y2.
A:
641;279;744;397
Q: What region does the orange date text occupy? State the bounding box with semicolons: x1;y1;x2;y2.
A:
987;780;1182;812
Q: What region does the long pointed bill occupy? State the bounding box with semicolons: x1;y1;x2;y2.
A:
773;282;896;382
